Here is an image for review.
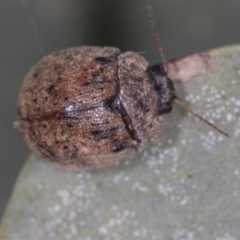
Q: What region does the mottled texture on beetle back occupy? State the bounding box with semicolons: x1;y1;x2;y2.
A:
17;46;165;170
18;47;135;170
118;52;164;142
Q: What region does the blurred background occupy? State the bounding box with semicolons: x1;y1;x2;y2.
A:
1;0;240;220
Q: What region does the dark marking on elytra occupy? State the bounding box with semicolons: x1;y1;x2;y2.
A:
48;84;56;93
67;123;73;128
91;129;112;139
113;141;127;153
110;126;119;132
103;95;119;112
83;82;90;87
33;71;39;79
33;98;38;104
37;143;56;158
95;57;112;65
36;142;46;149
91;129;102;135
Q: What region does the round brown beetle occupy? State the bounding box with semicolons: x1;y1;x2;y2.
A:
17;7;228;170
17;46;176;170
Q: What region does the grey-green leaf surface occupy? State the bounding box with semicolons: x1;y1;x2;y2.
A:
1;45;240;240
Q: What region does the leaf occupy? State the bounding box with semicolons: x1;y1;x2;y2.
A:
1;45;240;240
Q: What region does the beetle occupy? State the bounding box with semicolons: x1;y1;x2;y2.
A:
17;7;228;170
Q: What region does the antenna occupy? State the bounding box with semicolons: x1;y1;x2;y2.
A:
174;98;229;137
147;6;229;138
147;6;167;73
